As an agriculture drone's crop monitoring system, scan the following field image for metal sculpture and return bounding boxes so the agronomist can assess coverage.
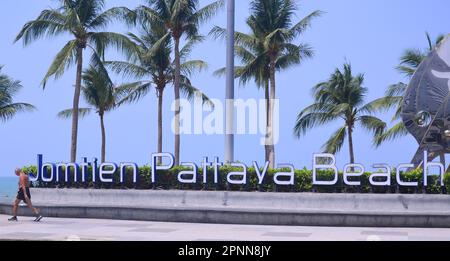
[402,34,450,168]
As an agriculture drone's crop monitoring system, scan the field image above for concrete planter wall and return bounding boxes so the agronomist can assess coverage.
[1,189,450,227]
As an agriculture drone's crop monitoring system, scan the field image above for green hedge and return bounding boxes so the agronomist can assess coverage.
[22,165,450,194]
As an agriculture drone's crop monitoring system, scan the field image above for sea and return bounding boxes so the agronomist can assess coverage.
[0,177,18,202]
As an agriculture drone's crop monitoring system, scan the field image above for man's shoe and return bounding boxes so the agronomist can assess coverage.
[34,215,43,222]
[8,216,18,222]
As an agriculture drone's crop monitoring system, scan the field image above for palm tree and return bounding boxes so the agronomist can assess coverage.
[15,0,134,162]
[294,63,386,164]
[128,0,224,166]
[58,63,130,163]
[212,0,321,168]
[374,33,445,146]
[0,66,35,122]
[107,23,211,162]
[210,3,316,165]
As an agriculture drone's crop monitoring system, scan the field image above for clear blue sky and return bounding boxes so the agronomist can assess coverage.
[0,0,449,177]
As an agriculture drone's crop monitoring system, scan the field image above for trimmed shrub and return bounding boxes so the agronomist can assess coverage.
[22,165,450,194]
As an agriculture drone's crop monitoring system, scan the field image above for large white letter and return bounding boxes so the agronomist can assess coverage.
[343,164,365,186]
[178,163,198,184]
[227,163,247,185]
[253,161,269,185]
[41,163,56,183]
[202,157,212,183]
[99,163,117,183]
[369,164,391,186]
[313,154,338,186]
[120,163,139,183]
[151,153,175,183]
[211,157,223,184]
[423,151,445,187]
[396,164,418,187]
[274,164,295,185]
[56,163,80,183]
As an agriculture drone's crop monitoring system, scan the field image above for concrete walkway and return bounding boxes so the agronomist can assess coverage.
[1,215,450,241]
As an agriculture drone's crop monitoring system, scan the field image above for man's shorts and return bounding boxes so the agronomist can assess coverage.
[17,187,31,202]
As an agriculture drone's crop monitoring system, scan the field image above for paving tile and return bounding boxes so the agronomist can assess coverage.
[360,231,408,236]
[262,232,312,238]
[127,228,178,233]
[0,232,53,239]
[194,238,234,241]
[408,236,450,241]
[105,223,152,228]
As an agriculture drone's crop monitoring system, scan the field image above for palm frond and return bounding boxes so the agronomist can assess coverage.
[0,103,35,122]
[192,0,224,25]
[374,122,409,147]
[141,31,171,61]
[359,96,402,114]
[57,108,92,119]
[235,45,257,64]
[81,62,116,111]
[105,61,149,79]
[385,82,408,97]
[276,43,314,70]
[396,49,425,77]
[289,10,324,39]
[88,31,138,61]
[213,67,226,78]
[179,78,214,108]
[322,126,347,154]
[237,51,269,87]
[212,66,247,80]
[15,9,68,46]
[180,35,205,60]
[134,5,164,25]
[426,32,433,51]
[88,7,134,29]
[180,60,208,76]
[41,39,78,88]
[209,26,258,50]
[116,82,152,106]
[294,111,338,137]
[358,115,387,138]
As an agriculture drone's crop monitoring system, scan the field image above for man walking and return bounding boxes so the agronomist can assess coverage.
[8,168,43,222]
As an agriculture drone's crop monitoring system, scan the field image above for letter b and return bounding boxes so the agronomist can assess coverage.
[313,154,338,186]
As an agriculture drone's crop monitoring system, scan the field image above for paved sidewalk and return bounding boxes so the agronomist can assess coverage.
[1,214,450,241]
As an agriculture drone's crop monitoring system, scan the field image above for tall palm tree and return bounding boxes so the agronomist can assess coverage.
[211,0,321,168]
[294,63,386,164]
[374,33,445,146]
[58,63,130,163]
[129,0,224,166]
[0,66,35,122]
[107,23,211,162]
[15,0,134,162]
[210,4,316,165]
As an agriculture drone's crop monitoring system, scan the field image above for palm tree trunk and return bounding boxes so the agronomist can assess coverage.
[100,113,106,163]
[268,59,276,169]
[157,87,164,164]
[264,80,270,163]
[71,47,83,162]
[174,37,181,166]
[347,125,355,164]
